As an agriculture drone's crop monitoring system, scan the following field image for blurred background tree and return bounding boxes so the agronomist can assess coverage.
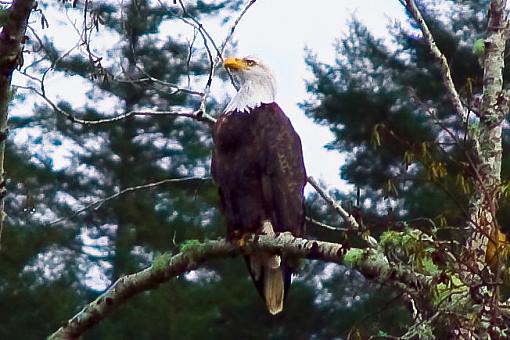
[303,0,505,238]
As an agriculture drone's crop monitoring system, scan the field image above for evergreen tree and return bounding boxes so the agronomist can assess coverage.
[302,0,502,231]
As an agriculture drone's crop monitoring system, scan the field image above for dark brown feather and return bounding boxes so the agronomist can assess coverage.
[211,102,306,308]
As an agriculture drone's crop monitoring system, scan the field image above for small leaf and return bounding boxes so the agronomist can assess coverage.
[383,179,398,197]
[421,142,431,160]
[472,38,485,56]
[403,150,414,169]
[371,124,383,149]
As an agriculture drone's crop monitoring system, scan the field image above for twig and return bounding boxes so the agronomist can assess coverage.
[307,177,359,229]
[214,0,257,90]
[178,1,215,113]
[401,0,467,121]
[48,233,428,339]
[48,176,211,225]
[305,216,348,232]
[307,176,377,247]
[12,85,217,125]
[113,74,204,97]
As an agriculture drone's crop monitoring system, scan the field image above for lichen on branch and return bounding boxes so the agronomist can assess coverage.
[48,233,430,339]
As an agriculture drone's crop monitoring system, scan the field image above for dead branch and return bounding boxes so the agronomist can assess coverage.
[305,216,348,232]
[12,84,217,125]
[48,176,211,226]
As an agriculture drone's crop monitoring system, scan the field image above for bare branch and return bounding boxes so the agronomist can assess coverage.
[215,0,257,90]
[178,0,215,113]
[19,1,257,127]
[305,216,349,232]
[48,176,211,226]
[113,74,204,97]
[307,176,377,247]
[48,232,429,339]
[12,85,217,125]
[402,0,467,121]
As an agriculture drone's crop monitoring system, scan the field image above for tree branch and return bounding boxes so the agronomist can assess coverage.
[402,0,467,121]
[48,232,429,339]
[12,85,217,125]
[307,176,377,247]
[48,176,211,226]
[0,0,36,248]
[14,1,257,128]
[215,0,257,90]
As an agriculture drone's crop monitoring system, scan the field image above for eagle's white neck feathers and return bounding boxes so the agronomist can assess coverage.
[225,79,276,113]
[224,57,277,113]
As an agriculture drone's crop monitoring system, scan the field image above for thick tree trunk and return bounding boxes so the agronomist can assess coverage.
[466,0,508,271]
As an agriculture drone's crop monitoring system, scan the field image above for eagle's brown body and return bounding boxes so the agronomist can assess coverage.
[212,102,306,313]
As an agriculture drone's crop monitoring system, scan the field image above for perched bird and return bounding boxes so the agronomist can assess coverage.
[211,56,307,314]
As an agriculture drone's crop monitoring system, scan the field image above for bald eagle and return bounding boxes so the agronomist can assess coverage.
[211,56,306,314]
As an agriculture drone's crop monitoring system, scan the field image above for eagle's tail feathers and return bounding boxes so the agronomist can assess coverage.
[264,265,284,315]
[267,254,281,269]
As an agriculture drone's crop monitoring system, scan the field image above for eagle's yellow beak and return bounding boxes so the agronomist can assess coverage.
[223,57,248,71]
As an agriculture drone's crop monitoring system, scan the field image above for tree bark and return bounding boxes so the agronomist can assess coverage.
[466,0,508,269]
[0,0,35,247]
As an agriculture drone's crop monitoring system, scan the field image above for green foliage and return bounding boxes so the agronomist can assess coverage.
[380,229,441,275]
[179,239,202,253]
[152,252,172,271]
[343,248,365,267]
[302,0,489,228]
[431,275,468,311]
[472,38,485,56]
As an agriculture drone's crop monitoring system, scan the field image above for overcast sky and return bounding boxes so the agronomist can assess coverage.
[207,0,408,191]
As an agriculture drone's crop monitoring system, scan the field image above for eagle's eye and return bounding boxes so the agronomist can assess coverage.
[245,59,256,66]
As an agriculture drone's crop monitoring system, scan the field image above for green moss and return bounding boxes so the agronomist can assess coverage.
[343,248,365,267]
[152,252,173,271]
[379,230,402,249]
[472,38,485,56]
[179,239,202,253]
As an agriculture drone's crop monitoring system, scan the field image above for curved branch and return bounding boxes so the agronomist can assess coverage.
[48,233,428,339]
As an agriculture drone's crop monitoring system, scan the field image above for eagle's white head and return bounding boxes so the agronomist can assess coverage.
[223,56,277,113]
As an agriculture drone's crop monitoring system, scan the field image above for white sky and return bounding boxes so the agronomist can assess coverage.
[207,0,408,191]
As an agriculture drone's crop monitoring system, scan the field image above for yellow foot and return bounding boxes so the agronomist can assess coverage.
[239,232,252,247]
